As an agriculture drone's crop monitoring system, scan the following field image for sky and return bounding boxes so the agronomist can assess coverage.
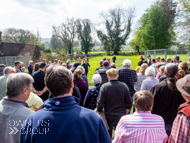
[0,0,157,38]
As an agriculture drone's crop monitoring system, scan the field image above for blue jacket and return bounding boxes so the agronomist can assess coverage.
[20,96,111,143]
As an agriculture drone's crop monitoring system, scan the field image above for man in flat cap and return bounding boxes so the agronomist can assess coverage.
[97,68,132,137]
[0,64,6,77]
[168,74,190,142]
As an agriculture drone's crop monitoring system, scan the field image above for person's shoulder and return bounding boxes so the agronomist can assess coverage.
[79,106,102,120]
[19,106,35,117]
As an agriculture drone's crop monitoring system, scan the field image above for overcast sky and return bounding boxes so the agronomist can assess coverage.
[0,0,157,38]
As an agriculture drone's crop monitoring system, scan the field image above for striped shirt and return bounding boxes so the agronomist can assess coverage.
[113,111,168,143]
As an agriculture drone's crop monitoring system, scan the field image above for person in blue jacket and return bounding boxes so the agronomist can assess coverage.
[20,65,111,143]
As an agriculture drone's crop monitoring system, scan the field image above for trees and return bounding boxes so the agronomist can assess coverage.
[76,19,94,54]
[131,4,170,50]
[50,34,61,51]
[97,6,135,54]
[2,28,39,45]
[177,0,190,44]
[52,18,77,54]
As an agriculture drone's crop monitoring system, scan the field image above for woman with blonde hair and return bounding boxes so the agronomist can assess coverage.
[178,61,190,74]
[73,69,88,106]
[134,63,148,92]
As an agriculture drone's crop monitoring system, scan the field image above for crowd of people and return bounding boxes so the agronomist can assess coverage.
[0,54,190,143]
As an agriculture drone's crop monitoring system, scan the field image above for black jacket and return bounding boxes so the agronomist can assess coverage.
[94,66,110,85]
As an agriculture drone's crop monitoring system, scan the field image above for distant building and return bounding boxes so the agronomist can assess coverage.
[0,32,45,66]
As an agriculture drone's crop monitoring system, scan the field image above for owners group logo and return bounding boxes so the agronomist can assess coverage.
[9,120,50,135]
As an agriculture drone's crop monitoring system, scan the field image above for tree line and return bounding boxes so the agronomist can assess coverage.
[1,0,190,54]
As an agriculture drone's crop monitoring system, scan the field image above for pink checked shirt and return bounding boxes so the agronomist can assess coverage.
[113,111,168,143]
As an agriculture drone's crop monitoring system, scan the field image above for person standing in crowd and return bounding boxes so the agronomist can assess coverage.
[34,63,39,72]
[66,60,71,69]
[43,59,47,66]
[97,68,132,137]
[0,67,15,100]
[156,56,161,63]
[161,58,166,65]
[32,62,49,101]
[150,59,157,75]
[95,60,103,71]
[20,65,111,143]
[141,67,159,91]
[78,57,82,65]
[26,92,43,112]
[107,57,112,67]
[158,66,166,82]
[77,66,89,87]
[113,91,168,143]
[155,63,163,79]
[178,61,190,74]
[82,59,90,76]
[147,55,151,66]
[135,60,143,73]
[70,62,80,73]
[53,59,58,65]
[173,55,181,65]
[140,55,145,61]
[0,73,34,143]
[110,63,116,68]
[168,75,190,143]
[73,69,88,106]
[20,62,24,72]
[14,60,22,73]
[112,55,116,63]
[134,63,148,92]
[83,74,102,110]
[95,60,110,85]
[151,63,185,136]
[175,69,186,80]
[0,64,6,76]
[118,59,137,97]
[166,57,172,63]
[28,60,34,75]
[103,57,106,61]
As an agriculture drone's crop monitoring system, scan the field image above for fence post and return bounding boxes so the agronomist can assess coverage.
[5,57,7,66]
[189,48,190,57]
[165,49,167,60]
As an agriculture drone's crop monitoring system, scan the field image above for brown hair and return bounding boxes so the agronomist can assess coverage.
[34,63,39,71]
[139,63,148,75]
[134,90,154,112]
[161,58,165,62]
[73,69,83,80]
[176,70,186,80]
[103,60,109,67]
[45,65,72,97]
[110,63,116,68]
[178,62,190,74]
[155,63,163,69]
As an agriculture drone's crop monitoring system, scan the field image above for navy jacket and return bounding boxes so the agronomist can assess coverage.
[20,96,111,143]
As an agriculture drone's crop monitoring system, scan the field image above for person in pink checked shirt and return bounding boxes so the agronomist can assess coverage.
[113,90,168,143]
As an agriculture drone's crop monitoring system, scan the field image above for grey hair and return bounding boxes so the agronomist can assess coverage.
[145,67,155,76]
[92,74,102,85]
[29,60,33,64]
[123,59,131,66]
[4,66,15,75]
[77,66,85,75]
[165,63,178,92]
[159,66,165,74]
[6,73,34,98]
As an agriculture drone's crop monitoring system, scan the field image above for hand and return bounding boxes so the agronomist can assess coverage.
[38,91,43,96]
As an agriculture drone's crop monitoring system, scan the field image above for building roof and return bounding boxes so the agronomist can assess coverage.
[0,42,42,57]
